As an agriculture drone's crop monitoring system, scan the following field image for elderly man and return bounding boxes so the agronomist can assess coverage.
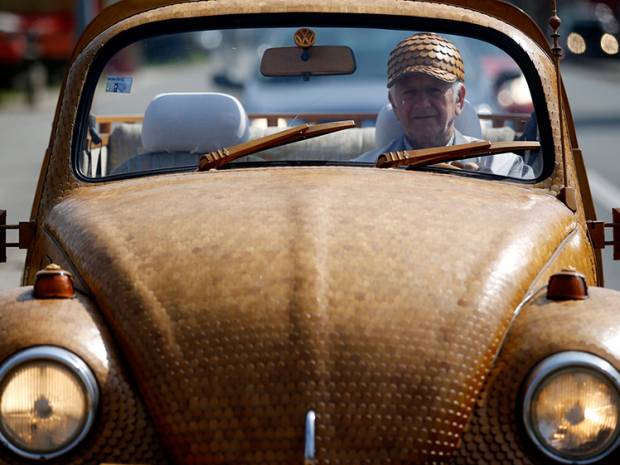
[356,32,532,178]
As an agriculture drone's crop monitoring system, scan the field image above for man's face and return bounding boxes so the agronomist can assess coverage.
[389,74,465,148]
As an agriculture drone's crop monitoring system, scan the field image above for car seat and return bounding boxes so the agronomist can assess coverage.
[141,92,250,154]
[113,92,250,174]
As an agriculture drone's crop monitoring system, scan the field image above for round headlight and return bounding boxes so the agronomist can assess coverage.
[601,33,619,55]
[0,347,99,460]
[567,32,587,55]
[523,352,620,464]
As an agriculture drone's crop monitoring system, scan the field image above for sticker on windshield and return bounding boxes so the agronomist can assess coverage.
[106,76,133,93]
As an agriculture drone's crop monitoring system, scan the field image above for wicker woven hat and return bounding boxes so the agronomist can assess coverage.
[387,32,465,87]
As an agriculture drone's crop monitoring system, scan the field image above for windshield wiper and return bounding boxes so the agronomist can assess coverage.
[198,120,355,171]
[375,140,541,169]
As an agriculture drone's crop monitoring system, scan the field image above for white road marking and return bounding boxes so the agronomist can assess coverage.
[587,169,620,213]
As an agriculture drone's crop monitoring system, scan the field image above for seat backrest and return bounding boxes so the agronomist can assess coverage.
[374,99,482,148]
[108,123,143,169]
[141,92,250,153]
[249,125,376,161]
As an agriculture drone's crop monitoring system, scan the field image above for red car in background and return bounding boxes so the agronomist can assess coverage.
[0,0,105,103]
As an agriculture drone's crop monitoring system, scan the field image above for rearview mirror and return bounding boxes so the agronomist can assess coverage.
[260,45,356,78]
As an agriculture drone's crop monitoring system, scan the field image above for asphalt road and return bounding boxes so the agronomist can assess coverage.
[0,61,619,290]
[563,61,620,289]
[0,91,57,291]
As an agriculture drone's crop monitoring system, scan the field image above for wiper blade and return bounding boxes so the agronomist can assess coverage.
[198,120,355,171]
[375,140,541,169]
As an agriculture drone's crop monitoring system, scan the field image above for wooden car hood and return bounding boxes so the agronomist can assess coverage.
[45,167,574,463]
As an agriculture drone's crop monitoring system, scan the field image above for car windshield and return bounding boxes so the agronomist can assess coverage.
[80,26,542,180]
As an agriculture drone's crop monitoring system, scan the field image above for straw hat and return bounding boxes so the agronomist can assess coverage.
[387,32,465,87]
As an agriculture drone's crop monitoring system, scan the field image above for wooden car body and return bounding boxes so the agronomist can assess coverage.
[0,1,619,464]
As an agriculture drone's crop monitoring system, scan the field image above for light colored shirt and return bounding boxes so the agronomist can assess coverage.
[353,130,533,179]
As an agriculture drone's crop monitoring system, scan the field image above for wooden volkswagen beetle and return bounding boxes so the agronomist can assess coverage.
[1,0,620,464]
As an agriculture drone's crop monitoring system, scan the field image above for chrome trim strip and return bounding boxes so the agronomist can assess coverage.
[304,410,316,464]
[490,285,547,368]
[524,226,580,296]
[522,351,620,464]
[0,346,100,460]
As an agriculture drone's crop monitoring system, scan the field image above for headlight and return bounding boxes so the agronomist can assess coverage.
[0,347,99,460]
[567,32,587,55]
[523,351,620,464]
[601,33,619,55]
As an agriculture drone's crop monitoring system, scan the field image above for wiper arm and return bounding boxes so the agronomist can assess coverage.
[375,140,541,169]
[198,120,355,171]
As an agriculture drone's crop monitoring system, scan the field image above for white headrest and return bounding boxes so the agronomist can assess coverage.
[141,92,250,153]
[375,99,482,148]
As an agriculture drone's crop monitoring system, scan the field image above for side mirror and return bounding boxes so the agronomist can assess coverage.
[614,208,620,261]
[587,208,620,260]
[0,210,35,263]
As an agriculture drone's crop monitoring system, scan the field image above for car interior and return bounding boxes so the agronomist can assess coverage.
[79,26,541,180]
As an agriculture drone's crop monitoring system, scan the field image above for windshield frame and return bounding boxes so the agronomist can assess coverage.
[72,12,553,184]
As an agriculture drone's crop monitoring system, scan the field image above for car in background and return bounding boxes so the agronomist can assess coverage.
[563,1,620,59]
[0,11,46,101]
[0,0,105,103]
[215,28,531,124]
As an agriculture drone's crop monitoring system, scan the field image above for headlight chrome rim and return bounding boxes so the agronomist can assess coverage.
[0,346,99,460]
[523,351,620,464]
